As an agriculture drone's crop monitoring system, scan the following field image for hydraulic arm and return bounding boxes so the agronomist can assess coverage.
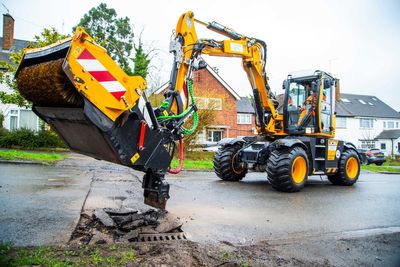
[162,11,282,136]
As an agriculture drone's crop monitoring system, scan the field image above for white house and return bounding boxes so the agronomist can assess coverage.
[374,130,400,157]
[0,13,41,132]
[335,93,400,154]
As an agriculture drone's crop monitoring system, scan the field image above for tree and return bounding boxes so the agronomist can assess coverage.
[182,108,217,152]
[0,28,67,107]
[73,3,134,74]
[132,40,151,78]
[75,3,157,81]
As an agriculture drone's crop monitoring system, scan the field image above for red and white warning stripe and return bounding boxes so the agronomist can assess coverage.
[76,49,126,101]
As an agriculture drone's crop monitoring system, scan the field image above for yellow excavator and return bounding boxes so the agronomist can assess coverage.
[15,11,361,209]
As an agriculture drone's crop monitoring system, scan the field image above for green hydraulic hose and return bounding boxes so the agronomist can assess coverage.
[182,79,198,135]
[156,79,199,135]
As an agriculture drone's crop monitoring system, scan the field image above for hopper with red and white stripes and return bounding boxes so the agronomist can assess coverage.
[76,49,126,101]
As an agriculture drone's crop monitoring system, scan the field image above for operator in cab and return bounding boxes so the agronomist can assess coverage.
[297,82,316,126]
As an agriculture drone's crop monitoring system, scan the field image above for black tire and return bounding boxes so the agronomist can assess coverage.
[375,162,383,166]
[267,146,308,192]
[328,149,360,186]
[213,144,247,181]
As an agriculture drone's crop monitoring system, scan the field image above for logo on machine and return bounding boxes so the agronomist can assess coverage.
[76,49,126,101]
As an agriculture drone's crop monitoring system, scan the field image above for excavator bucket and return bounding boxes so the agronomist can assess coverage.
[15,28,174,174]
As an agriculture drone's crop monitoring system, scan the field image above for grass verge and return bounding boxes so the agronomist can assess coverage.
[171,159,213,170]
[361,164,400,173]
[173,161,400,173]
[0,149,67,164]
[0,243,137,267]
[170,150,214,170]
[384,158,400,166]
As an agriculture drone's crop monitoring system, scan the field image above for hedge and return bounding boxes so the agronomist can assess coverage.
[0,128,66,149]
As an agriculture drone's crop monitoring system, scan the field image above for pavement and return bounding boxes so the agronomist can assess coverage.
[1,153,399,265]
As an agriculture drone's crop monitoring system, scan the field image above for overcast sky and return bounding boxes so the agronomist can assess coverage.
[2,0,400,110]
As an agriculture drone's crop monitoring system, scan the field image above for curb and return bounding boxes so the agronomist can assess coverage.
[181,169,213,173]
[0,159,46,165]
[377,171,400,175]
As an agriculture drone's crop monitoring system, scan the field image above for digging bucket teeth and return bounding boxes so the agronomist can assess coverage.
[15,28,173,173]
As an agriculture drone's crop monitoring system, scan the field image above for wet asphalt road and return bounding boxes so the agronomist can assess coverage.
[1,153,400,248]
[167,171,400,244]
[0,154,94,246]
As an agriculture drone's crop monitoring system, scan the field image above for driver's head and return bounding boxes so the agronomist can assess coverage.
[304,82,311,91]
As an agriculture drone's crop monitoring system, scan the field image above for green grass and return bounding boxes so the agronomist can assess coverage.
[0,149,67,164]
[170,150,214,170]
[171,159,213,170]
[173,160,400,172]
[361,164,400,173]
[384,158,400,166]
[0,243,137,267]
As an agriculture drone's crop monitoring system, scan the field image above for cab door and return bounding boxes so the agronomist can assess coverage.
[319,76,335,136]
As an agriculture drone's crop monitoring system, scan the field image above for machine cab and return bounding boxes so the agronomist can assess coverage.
[282,70,337,137]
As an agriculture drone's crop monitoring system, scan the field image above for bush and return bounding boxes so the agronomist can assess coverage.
[0,128,66,149]
[0,112,4,126]
[36,130,66,148]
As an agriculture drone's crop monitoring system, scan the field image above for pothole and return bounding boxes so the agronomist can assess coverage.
[69,207,185,245]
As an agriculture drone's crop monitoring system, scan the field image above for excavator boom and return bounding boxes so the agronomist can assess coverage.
[165,11,282,136]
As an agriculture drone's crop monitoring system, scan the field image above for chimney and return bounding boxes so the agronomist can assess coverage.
[2,13,14,50]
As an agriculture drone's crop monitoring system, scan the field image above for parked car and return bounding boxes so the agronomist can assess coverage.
[358,148,386,166]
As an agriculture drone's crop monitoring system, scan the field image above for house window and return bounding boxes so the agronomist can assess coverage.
[20,110,39,131]
[336,117,347,128]
[207,130,223,142]
[381,143,386,150]
[195,97,207,109]
[9,110,18,131]
[397,122,399,128]
[383,121,386,128]
[360,140,375,149]
[208,98,222,110]
[387,121,394,129]
[237,113,252,124]
[8,109,39,132]
[359,118,373,129]
[194,97,222,110]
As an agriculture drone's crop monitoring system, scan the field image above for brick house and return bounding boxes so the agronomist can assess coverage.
[155,65,256,145]
[0,14,37,131]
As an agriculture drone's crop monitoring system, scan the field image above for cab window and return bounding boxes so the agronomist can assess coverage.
[320,79,333,133]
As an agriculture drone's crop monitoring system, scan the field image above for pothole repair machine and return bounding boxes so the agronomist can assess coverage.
[16,11,361,209]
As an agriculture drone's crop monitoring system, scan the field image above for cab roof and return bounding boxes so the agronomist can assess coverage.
[287,69,335,81]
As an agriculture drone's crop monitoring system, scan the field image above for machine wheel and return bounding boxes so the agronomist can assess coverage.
[327,149,360,186]
[375,162,383,166]
[214,144,247,181]
[267,146,308,192]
